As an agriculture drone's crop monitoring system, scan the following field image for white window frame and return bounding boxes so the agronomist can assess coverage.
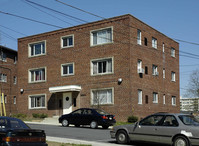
[29,94,46,109]
[172,96,176,106]
[138,89,142,104]
[29,67,46,83]
[171,47,175,57]
[163,94,166,105]
[13,96,16,104]
[152,65,158,76]
[0,51,7,62]
[171,71,176,82]
[152,37,157,49]
[163,68,165,79]
[91,88,114,105]
[61,62,74,76]
[137,60,144,73]
[153,92,158,103]
[91,57,113,76]
[163,43,165,53]
[61,34,74,48]
[28,41,46,57]
[0,73,7,82]
[90,27,113,46]
[137,29,142,45]
[13,76,17,84]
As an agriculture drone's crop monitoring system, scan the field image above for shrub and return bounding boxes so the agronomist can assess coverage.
[128,115,138,123]
[32,113,48,119]
[12,113,27,119]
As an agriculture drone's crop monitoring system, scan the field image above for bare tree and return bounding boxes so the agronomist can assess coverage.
[185,69,199,98]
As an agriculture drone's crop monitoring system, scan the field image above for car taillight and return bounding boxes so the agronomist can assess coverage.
[102,115,108,119]
[2,137,46,143]
[113,116,116,120]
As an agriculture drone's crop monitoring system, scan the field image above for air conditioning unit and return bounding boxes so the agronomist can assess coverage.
[153,72,159,76]
[138,68,145,74]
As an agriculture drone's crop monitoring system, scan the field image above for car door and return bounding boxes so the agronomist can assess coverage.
[130,115,164,143]
[70,109,82,125]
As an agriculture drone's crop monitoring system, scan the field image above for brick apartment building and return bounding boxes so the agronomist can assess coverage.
[17,14,179,121]
[0,45,18,116]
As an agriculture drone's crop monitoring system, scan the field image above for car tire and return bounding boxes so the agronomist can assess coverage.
[62,119,69,127]
[102,125,109,129]
[90,121,98,129]
[116,130,129,144]
[173,136,189,146]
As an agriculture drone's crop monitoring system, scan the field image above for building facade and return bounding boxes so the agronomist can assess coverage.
[0,45,18,116]
[17,14,179,121]
[180,97,199,112]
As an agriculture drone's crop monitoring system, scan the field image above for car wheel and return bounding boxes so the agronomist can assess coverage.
[173,136,189,146]
[62,119,69,127]
[90,121,98,129]
[116,130,129,144]
[102,125,109,129]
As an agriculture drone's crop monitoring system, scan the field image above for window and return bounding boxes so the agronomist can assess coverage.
[163,94,166,105]
[163,68,165,79]
[29,94,46,109]
[152,37,157,49]
[0,51,7,62]
[140,115,164,126]
[138,90,142,104]
[137,60,144,73]
[14,56,17,64]
[29,68,46,83]
[152,65,158,76]
[171,47,175,57]
[61,63,74,76]
[1,95,6,104]
[171,71,176,81]
[29,41,46,57]
[61,35,74,48]
[153,92,158,103]
[172,96,176,106]
[91,88,113,105]
[13,76,17,84]
[163,116,178,126]
[91,58,113,75]
[145,95,149,104]
[144,38,148,46]
[163,43,165,53]
[91,27,112,46]
[0,74,7,82]
[137,29,141,45]
[14,96,16,104]
[145,66,148,74]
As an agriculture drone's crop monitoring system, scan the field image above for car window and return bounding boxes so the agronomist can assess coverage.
[10,119,30,129]
[72,109,82,114]
[83,110,92,115]
[0,119,8,129]
[162,116,179,126]
[179,115,199,126]
[140,115,164,126]
[95,109,109,115]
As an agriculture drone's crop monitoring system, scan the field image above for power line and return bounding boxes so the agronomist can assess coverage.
[0,10,63,29]
[0,24,27,36]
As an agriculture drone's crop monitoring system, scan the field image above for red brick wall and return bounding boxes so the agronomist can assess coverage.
[17,14,179,122]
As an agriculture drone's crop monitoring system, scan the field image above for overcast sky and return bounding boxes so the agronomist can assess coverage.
[0,0,199,97]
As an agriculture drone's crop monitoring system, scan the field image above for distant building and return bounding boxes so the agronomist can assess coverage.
[0,45,17,115]
[180,97,199,112]
[17,14,179,121]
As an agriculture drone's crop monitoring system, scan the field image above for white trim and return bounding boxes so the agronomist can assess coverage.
[61,34,74,49]
[28,40,46,57]
[61,62,75,76]
[90,57,114,76]
[90,26,113,46]
[91,87,114,105]
[28,94,47,109]
[28,67,47,83]
[49,85,81,93]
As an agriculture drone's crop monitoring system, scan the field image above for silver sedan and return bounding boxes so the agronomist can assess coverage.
[110,113,199,146]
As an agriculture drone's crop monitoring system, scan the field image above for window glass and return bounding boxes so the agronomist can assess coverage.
[162,116,178,126]
[140,115,164,126]
[62,63,74,76]
[91,28,112,45]
[30,95,45,108]
[29,42,45,57]
[30,68,45,82]
[179,115,199,126]
[92,89,113,105]
[62,36,73,47]
[152,37,157,49]
[92,58,112,75]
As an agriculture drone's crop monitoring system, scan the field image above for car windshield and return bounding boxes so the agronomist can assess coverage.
[95,109,109,115]
[179,115,199,126]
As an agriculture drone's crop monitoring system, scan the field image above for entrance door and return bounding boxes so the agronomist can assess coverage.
[63,92,72,114]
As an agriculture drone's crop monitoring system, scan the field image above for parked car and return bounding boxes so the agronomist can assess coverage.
[0,116,47,146]
[59,108,116,129]
[110,113,199,146]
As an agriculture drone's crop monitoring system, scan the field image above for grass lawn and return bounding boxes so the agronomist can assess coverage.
[47,141,91,146]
